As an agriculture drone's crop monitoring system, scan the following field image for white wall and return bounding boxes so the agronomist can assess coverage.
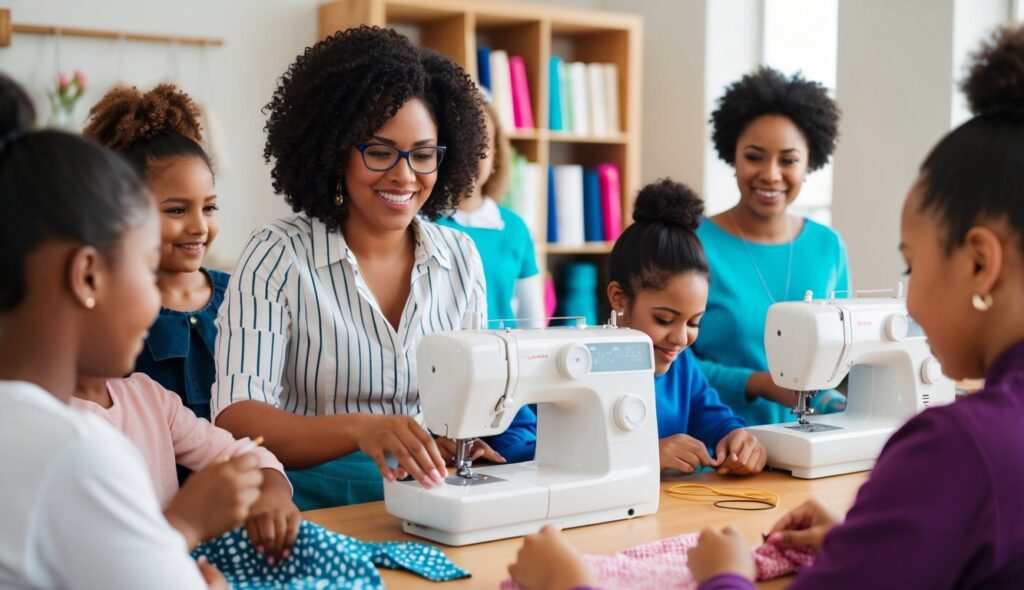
[598,0,707,192]
[0,0,318,266]
[952,0,1013,126]
[701,0,763,215]
[832,0,957,293]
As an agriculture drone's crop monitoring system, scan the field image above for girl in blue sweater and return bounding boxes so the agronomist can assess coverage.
[608,179,764,475]
[491,179,765,475]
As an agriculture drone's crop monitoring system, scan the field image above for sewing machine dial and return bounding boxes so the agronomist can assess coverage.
[557,343,593,379]
[614,394,648,431]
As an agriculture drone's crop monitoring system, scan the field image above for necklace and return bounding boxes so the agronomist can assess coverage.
[729,210,794,304]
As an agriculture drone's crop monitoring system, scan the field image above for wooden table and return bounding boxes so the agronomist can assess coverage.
[305,469,867,589]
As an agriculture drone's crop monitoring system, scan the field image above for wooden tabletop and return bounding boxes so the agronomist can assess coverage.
[304,468,868,589]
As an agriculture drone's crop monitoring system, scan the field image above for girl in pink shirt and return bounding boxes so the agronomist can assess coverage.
[73,373,301,564]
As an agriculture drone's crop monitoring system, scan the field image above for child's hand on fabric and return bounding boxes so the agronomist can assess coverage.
[688,526,755,582]
[246,470,302,564]
[197,557,229,590]
[165,453,264,548]
[359,415,447,488]
[659,434,714,473]
[714,429,767,475]
[436,436,506,465]
[765,498,841,551]
[508,525,596,590]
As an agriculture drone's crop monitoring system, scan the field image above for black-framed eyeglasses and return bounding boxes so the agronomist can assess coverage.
[355,143,446,174]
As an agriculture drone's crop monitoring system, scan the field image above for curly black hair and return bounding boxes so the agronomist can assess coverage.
[263,26,486,231]
[609,178,708,297]
[711,67,840,172]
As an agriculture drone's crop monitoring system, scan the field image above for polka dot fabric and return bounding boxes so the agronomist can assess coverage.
[193,521,470,589]
[500,532,815,590]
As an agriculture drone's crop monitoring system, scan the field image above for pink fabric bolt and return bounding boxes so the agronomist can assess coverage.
[501,531,815,590]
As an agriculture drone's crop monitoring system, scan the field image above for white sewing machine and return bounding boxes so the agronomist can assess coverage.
[746,294,955,478]
[383,327,661,546]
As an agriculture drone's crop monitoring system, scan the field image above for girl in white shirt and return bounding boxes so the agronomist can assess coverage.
[0,74,260,589]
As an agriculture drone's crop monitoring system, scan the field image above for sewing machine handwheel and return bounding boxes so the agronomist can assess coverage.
[614,394,648,431]
[557,343,592,379]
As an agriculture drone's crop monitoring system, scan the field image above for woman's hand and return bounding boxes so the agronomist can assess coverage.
[358,415,447,488]
[164,453,264,549]
[688,526,756,582]
[714,429,767,475]
[747,372,799,407]
[245,470,302,564]
[508,525,596,590]
[659,434,714,473]
[436,436,506,465]
[764,498,841,551]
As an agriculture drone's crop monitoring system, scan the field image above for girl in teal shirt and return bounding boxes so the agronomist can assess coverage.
[693,67,850,426]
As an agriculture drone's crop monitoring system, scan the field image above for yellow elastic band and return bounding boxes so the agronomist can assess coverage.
[666,483,780,509]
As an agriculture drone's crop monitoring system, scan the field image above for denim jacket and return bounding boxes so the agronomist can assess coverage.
[134,268,229,421]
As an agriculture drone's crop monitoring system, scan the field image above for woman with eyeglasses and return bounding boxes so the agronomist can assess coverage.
[210,26,488,509]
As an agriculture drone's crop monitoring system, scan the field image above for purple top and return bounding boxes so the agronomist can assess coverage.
[701,338,1024,590]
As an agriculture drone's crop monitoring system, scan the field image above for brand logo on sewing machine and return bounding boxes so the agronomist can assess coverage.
[526,353,549,360]
[857,320,873,327]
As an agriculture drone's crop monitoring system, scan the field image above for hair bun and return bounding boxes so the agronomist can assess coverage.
[84,84,203,150]
[963,25,1024,119]
[631,178,704,232]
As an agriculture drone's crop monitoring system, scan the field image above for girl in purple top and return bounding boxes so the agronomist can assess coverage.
[508,24,1024,590]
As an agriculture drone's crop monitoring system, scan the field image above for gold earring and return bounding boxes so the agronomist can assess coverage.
[84,296,96,309]
[335,179,344,206]
[972,293,993,312]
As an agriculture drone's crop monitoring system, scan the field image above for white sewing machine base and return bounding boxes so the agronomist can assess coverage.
[384,460,659,545]
[746,417,904,479]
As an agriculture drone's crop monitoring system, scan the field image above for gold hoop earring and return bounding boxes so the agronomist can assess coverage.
[84,296,96,310]
[335,179,345,206]
[972,293,993,312]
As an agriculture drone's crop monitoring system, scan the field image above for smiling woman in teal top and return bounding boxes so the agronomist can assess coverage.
[691,67,850,426]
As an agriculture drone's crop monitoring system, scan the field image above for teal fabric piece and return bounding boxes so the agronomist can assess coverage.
[692,216,851,426]
[286,452,383,511]
[193,521,470,589]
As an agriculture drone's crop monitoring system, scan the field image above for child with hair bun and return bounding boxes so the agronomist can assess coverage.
[492,178,766,474]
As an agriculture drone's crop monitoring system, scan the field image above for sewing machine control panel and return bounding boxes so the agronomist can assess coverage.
[585,341,652,373]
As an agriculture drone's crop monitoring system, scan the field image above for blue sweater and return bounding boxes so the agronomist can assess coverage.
[692,217,850,426]
[486,348,746,462]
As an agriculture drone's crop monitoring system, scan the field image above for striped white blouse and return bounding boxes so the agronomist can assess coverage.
[211,213,487,420]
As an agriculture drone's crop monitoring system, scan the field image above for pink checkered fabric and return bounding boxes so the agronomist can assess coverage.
[501,532,815,590]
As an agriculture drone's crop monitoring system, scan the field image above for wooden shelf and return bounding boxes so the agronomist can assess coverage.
[548,131,628,144]
[505,129,540,141]
[542,242,614,255]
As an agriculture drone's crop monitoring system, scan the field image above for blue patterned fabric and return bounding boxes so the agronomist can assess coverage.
[193,521,470,589]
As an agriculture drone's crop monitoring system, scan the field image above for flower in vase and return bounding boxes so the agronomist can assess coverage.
[48,70,89,130]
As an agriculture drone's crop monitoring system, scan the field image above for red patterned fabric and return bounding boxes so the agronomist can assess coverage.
[501,532,815,590]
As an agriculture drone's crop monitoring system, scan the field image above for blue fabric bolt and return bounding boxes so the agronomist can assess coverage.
[192,521,470,589]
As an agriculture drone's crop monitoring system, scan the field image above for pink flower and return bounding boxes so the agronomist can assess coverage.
[73,70,87,90]
[57,72,69,88]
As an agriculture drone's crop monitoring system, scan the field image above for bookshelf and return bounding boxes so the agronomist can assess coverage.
[319,0,642,321]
